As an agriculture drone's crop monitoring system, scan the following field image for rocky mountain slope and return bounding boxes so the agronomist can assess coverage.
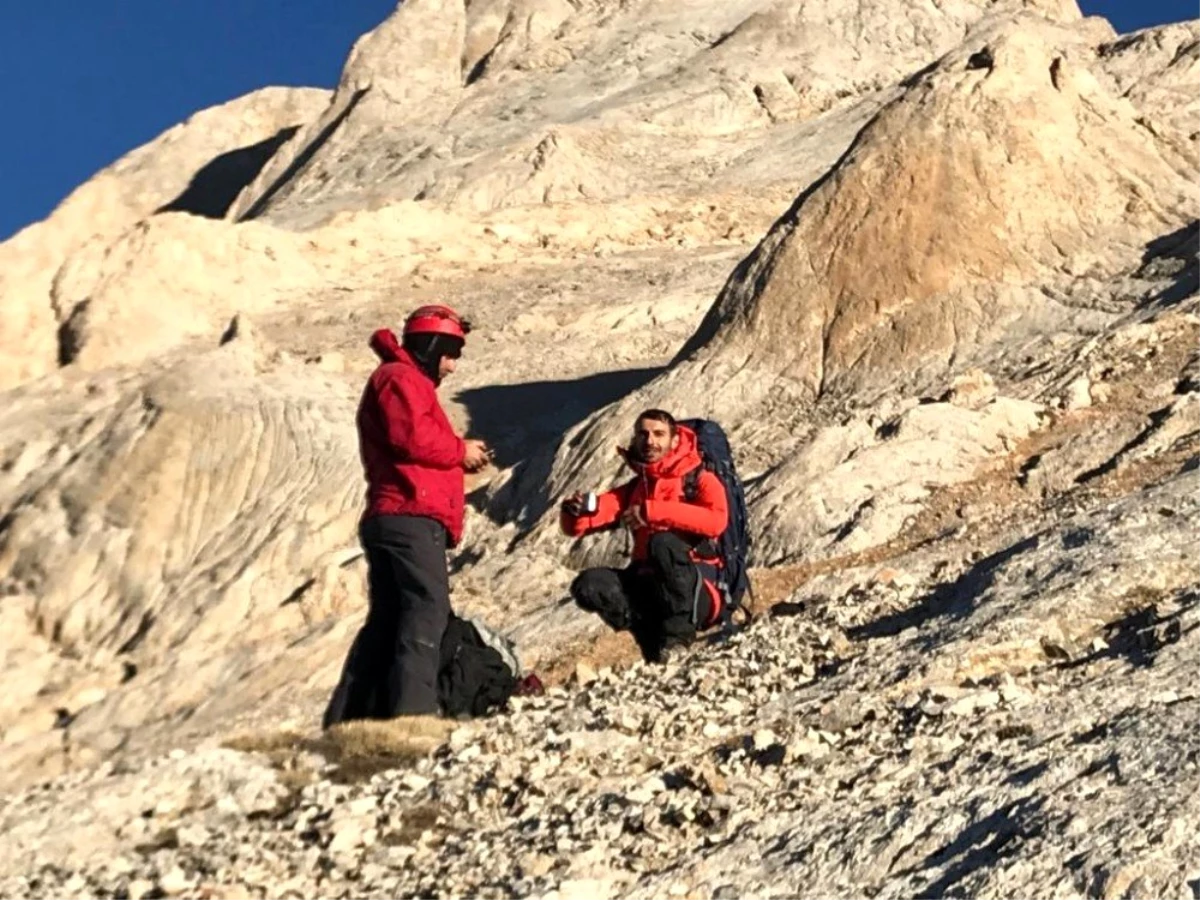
[0,0,1196,896]
[2,463,1197,897]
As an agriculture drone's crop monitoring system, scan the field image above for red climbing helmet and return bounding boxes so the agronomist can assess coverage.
[402,304,472,341]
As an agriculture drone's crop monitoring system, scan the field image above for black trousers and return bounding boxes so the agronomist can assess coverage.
[570,532,714,662]
[323,515,451,726]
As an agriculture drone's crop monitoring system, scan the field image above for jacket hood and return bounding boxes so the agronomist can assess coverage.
[370,328,437,382]
[619,424,701,479]
[370,328,404,363]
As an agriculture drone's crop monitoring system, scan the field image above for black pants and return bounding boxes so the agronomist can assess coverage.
[323,515,450,726]
[570,532,714,662]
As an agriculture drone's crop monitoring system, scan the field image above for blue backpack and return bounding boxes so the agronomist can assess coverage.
[678,418,752,622]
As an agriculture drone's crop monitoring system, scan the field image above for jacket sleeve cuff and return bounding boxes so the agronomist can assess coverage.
[561,512,589,536]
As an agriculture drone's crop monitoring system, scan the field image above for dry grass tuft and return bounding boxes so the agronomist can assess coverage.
[223,716,458,785]
[315,717,456,783]
[223,729,308,756]
[539,629,644,686]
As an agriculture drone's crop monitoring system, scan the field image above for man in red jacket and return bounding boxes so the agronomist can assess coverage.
[324,304,491,726]
[561,409,729,663]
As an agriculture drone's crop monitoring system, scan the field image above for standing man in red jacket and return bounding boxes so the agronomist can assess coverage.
[324,304,491,726]
[561,409,728,663]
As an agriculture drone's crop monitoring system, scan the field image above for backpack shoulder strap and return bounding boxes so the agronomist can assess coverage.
[683,465,702,503]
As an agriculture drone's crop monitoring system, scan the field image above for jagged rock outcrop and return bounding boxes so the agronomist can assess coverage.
[6,1,1124,386]
[229,0,468,226]
[1095,20,1200,175]
[676,15,1191,399]
[232,0,1085,227]
[0,87,328,391]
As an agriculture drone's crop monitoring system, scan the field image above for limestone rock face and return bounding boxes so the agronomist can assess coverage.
[681,15,1192,400]
[50,214,329,373]
[0,339,363,784]
[229,0,468,225]
[1095,20,1200,175]
[231,0,1082,227]
[0,87,329,391]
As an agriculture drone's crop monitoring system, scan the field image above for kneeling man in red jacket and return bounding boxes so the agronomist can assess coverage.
[561,409,729,663]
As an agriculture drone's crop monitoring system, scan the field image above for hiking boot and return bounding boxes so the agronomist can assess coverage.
[514,673,545,697]
[651,642,687,666]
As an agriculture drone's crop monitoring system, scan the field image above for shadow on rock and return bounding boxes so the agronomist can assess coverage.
[457,367,664,529]
[848,535,1041,643]
[1059,588,1197,672]
[910,795,1049,896]
[157,126,301,219]
[1138,220,1198,311]
[237,87,370,221]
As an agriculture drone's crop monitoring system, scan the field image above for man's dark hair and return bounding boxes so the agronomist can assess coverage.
[635,408,677,435]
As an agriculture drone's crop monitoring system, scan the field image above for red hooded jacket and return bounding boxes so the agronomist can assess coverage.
[357,329,466,544]
[560,425,728,562]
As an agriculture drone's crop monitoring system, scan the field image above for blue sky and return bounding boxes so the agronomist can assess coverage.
[1,0,1194,241]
